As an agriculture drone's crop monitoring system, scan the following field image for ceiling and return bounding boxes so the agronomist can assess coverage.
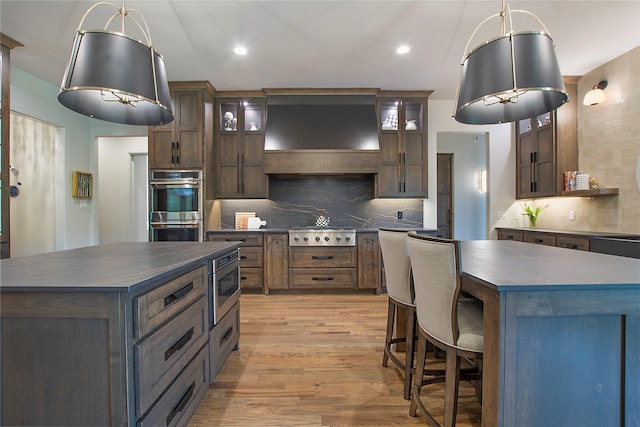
[2,1,639,100]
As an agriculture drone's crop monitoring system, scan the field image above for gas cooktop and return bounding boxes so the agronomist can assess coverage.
[288,228,356,247]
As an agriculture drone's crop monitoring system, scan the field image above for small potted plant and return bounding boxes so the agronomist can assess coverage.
[521,201,548,228]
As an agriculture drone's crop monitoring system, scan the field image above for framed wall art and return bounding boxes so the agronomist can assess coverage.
[72,170,92,199]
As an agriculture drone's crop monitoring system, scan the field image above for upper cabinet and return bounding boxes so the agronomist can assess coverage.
[375,91,431,198]
[516,77,578,199]
[215,93,268,199]
[148,81,214,171]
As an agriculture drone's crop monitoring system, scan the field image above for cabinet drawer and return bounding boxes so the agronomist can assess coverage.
[239,267,263,291]
[209,301,240,383]
[289,268,357,289]
[497,230,524,241]
[135,265,207,339]
[208,232,263,247]
[524,233,557,246]
[239,246,263,267]
[557,236,590,251]
[289,247,356,268]
[135,297,208,416]
[138,345,209,427]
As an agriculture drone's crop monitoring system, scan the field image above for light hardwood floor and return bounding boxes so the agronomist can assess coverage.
[189,294,481,426]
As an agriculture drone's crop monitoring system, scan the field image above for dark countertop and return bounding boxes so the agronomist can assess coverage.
[0,241,239,292]
[461,240,640,291]
[495,227,639,238]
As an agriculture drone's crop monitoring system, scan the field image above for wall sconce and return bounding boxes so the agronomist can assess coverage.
[453,0,567,124]
[583,80,608,106]
[58,0,173,125]
[478,169,487,193]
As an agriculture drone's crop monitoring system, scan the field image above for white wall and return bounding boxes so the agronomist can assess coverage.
[10,66,147,251]
[438,132,487,240]
[97,137,148,244]
[427,100,514,239]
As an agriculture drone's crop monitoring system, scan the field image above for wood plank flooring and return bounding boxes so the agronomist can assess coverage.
[189,294,481,426]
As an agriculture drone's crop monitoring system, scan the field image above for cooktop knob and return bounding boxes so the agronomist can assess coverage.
[336,236,342,241]
[294,236,300,241]
[315,236,321,242]
[303,237,309,241]
[345,236,351,241]
[324,236,330,241]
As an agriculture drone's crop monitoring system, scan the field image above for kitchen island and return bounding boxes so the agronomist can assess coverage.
[459,240,640,427]
[1,241,239,427]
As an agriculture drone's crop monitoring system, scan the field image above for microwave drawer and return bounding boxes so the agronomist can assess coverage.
[209,301,240,383]
[135,296,208,416]
[289,268,357,289]
[134,265,207,339]
[138,345,209,427]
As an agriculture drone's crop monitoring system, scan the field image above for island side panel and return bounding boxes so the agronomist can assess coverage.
[1,291,127,426]
[502,289,640,427]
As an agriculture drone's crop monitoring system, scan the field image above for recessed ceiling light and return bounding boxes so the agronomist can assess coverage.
[396,45,410,54]
[234,46,247,55]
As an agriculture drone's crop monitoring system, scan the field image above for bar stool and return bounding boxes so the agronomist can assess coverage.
[406,233,483,427]
[379,228,416,400]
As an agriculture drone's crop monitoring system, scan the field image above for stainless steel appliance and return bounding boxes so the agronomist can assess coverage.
[149,170,202,241]
[210,249,241,325]
[289,228,356,247]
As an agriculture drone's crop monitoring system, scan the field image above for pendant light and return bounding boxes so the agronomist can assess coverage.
[453,0,568,125]
[58,0,173,126]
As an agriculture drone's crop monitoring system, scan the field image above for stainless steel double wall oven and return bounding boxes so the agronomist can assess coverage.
[149,170,203,241]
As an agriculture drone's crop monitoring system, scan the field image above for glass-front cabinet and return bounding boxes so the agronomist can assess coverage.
[376,92,430,198]
[216,93,267,198]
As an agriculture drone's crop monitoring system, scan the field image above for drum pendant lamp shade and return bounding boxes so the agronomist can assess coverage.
[58,2,173,126]
[453,2,568,125]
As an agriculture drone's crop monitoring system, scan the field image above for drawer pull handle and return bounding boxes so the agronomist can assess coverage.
[164,283,194,307]
[312,276,334,281]
[240,276,248,280]
[534,239,544,243]
[240,255,247,260]
[311,255,334,260]
[165,327,194,361]
[225,238,246,242]
[567,244,578,249]
[219,326,234,346]
[166,381,195,425]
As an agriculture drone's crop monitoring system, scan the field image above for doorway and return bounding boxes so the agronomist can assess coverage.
[437,132,487,240]
[437,153,452,238]
[97,136,148,243]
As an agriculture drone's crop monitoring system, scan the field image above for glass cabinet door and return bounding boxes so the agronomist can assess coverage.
[380,101,399,130]
[220,102,238,131]
[243,101,263,133]
[404,101,423,131]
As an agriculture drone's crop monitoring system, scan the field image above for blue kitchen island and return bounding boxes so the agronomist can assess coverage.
[458,240,640,427]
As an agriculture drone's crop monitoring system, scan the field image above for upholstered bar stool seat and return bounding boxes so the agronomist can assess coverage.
[379,228,416,400]
[406,233,483,427]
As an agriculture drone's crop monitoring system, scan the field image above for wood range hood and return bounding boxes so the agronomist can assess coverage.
[262,90,380,175]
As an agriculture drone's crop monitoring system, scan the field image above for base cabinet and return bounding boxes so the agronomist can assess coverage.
[207,232,264,292]
[209,301,240,383]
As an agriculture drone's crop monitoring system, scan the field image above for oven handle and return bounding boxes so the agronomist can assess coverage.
[151,222,200,228]
[149,182,200,189]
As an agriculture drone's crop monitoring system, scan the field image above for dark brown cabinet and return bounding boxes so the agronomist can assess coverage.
[497,228,590,251]
[376,92,431,198]
[515,77,578,199]
[357,232,380,291]
[148,81,214,172]
[216,93,268,199]
[265,233,289,293]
